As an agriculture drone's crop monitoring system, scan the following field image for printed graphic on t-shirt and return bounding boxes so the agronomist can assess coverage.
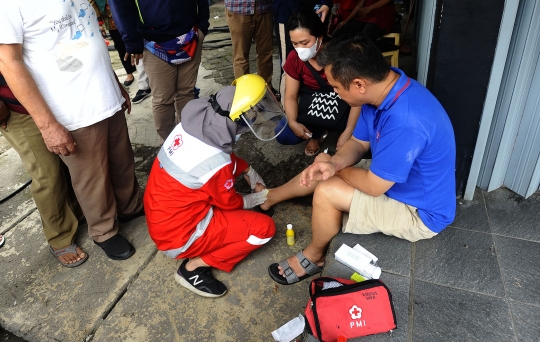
[51,1,98,72]
[307,92,342,120]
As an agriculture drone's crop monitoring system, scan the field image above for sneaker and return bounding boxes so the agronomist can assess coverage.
[174,259,227,298]
[132,88,151,104]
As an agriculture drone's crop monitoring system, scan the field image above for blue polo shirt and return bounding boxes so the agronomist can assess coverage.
[353,67,456,233]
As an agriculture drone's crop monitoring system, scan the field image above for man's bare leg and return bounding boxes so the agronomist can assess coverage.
[277,176,355,278]
[259,173,318,211]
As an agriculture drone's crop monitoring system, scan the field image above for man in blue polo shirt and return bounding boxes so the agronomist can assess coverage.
[265,34,456,285]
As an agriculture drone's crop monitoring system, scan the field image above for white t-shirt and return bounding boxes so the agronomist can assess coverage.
[0,0,124,131]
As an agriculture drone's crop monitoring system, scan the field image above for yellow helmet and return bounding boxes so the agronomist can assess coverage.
[229,74,267,122]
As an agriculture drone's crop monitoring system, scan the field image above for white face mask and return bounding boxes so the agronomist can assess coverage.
[295,38,319,62]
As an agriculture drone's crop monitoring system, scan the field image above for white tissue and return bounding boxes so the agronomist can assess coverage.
[271,315,305,342]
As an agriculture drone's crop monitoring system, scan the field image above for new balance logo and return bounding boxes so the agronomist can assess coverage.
[189,275,203,286]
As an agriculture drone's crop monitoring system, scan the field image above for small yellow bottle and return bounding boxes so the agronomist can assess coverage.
[286,224,295,246]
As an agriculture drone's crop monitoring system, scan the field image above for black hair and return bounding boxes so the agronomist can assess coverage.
[317,34,390,89]
[286,10,326,39]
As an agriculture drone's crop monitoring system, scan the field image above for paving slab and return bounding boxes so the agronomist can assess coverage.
[414,227,505,296]
[509,300,540,342]
[0,134,12,155]
[0,195,34,235]
[0,148,30,201]
[450,187,490,233]
[412,280,515,341]
[326,231,412,278]
[92,202,313,342]
[484,187,540,242]
[0,210,156,342]
[492,235,540,306]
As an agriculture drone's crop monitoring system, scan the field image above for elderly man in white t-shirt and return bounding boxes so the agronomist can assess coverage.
[0,0,144,260]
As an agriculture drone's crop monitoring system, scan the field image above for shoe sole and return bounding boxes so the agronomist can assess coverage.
[132,94,151,104]
[174,272,227,298]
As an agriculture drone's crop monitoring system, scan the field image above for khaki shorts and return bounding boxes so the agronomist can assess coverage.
[341,160,437,242]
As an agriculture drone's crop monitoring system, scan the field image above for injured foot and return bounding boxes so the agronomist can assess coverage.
[52,245,86,265]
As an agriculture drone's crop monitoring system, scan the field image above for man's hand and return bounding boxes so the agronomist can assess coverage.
[314,152,332,163]
[124,52,143,66]
[299,160,337,187]
[119,84,132,114]
[0,100,11,129]
[41,121,77,156]
[316,5,330,22]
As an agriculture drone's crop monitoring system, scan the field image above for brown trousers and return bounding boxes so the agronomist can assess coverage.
[60,111,142,243]
[1,111,81,248]
[143,32,204,142]
[226,7,274,84]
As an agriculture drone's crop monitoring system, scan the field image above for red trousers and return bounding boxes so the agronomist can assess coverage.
[178,209,275,272]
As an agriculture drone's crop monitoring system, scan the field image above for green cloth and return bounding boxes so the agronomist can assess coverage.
[95,0,107,12]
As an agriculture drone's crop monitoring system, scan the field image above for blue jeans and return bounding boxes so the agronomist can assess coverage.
[274,118,324,145]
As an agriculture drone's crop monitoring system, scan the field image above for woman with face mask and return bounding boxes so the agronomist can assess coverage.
[274,10,361,156]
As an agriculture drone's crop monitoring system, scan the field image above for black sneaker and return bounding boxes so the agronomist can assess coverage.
[175,259,227,298]
[132,88,151,104]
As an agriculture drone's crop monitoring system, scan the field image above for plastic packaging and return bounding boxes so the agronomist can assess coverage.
[271,314,305,342]
[286,224,295,246]
[335,244,381,279]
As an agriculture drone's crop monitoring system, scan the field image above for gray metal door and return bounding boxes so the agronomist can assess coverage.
[476,0,540,198]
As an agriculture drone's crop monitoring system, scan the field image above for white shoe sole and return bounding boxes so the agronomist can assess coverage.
[174,272,227,298]
[132,94,151,104]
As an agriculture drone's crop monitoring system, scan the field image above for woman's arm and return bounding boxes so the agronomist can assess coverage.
[283,74,311,138]
[341,0,365,25]
[336,105,361,150]
[284,73,301,123]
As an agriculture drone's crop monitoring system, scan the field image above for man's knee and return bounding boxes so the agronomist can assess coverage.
[314,177,355,211]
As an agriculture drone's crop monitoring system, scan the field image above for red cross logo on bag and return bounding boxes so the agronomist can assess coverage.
[349,305,362,320]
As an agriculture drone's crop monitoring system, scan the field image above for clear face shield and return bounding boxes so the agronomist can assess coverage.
[239,85,287,141]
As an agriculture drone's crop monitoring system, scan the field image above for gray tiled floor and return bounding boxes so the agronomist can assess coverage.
[309,187,540,342]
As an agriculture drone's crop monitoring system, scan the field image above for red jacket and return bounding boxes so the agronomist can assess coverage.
[144,123,248,258]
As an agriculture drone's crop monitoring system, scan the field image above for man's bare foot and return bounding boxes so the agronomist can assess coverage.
[254,183,267,193]
[52,245,86,265]
[277,249,325,278]
[259,189,273,211]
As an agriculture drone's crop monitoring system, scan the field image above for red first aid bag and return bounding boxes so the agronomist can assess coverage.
[305,277,397,341]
